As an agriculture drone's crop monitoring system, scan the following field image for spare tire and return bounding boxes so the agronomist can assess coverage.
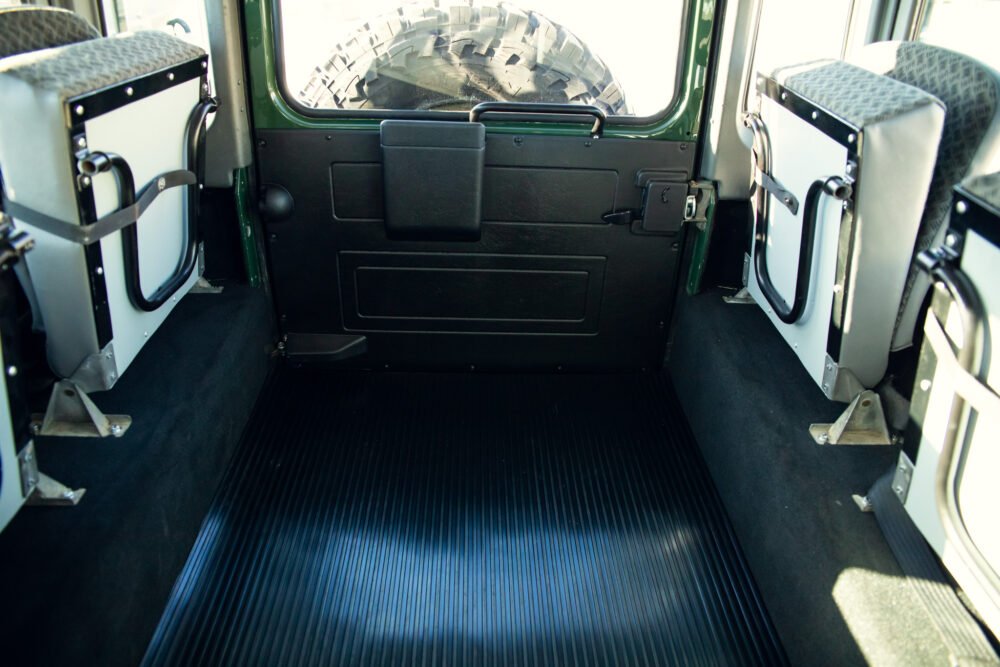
[298,1,628,115]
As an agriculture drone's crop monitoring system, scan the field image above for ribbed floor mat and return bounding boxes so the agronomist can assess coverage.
[143,370,786,666]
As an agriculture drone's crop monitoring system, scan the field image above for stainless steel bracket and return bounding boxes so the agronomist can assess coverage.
[31,379,131,438]
[891,452,914,504]
[26,472,86,506]
[810,389,893,445]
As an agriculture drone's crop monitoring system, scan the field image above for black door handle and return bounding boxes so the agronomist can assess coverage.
[469,102,606,137]
[753,176,850,324]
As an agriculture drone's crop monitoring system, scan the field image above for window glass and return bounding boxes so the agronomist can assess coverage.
[918,0,1000,72]
[750,0,855,82]
[99,0,216,118]
[278,0,686,117]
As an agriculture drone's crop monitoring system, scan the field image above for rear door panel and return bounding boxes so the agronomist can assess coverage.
[259,129,693,369]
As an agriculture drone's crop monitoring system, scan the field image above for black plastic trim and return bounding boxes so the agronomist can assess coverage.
[951,188,1000,249]
[758,77,861,157]
[66,57,207,123]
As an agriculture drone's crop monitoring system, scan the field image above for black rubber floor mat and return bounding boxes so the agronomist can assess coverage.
[143,370,786,666]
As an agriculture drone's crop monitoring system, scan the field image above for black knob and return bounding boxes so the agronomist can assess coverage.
[259,185,294,222]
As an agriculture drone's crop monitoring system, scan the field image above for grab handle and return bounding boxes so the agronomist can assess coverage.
[753,176,849,323]
[84,97,217,312]
[469,102,606,137]
[745,112,850,324]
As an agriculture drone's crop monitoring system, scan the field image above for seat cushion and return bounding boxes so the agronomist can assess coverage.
[0,7,99,60]
[854,41,1000,348]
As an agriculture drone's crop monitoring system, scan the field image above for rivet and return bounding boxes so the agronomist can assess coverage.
[74,104,85,116]
[955,201,968,215]
[202,61,208,70]
[780,92,788,101]
[919,379,932,391]
[96,267,104,276]
[945,233,959,247]
[125,86,134,96]
[6,365,17,377]
[847,133,856,143]
[811,111,819,120]
[168,72,175,81]
[76,136,87,149]
[80,175,91,187]
[157,177,166,191]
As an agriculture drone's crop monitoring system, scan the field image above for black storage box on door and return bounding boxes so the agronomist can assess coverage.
[745,61,945,402]
[380,120,485,241]
[0,31,213,393]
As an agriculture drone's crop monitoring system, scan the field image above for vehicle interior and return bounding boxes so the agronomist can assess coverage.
[0,0,998,665]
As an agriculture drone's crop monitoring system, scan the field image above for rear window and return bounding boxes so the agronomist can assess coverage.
[277,0,686,118]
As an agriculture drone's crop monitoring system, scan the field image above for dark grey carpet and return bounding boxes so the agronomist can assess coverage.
[669,287,950,666]
[0,284,274,667]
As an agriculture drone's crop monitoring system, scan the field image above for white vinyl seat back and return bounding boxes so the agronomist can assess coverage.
[0,32,210,392]
[852,41,1000,352]
[747,60,945,401]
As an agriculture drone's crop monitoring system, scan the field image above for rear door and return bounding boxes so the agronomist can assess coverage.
[245,0,715,370]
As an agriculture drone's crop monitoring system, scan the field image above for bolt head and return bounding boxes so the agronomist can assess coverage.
[110,424,123,436]
[919,379,932,391]
[76,137,87,149]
